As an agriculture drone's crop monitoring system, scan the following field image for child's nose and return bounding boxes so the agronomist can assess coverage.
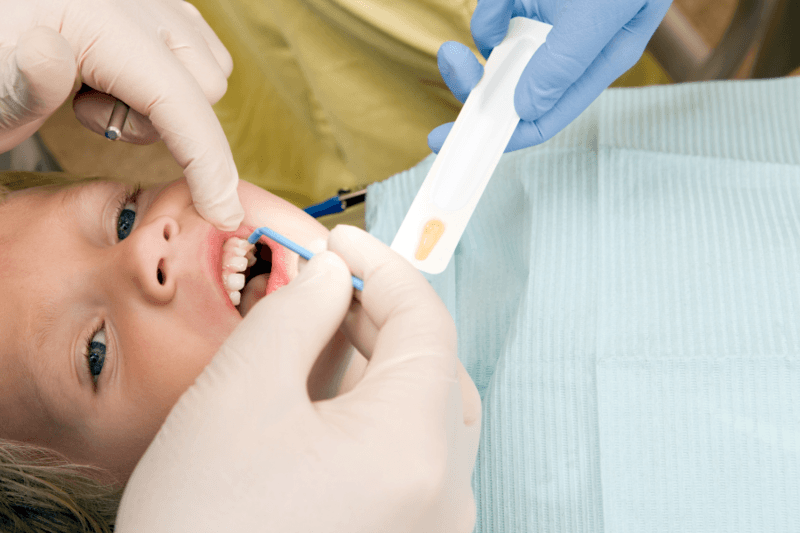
[125,216,180,304]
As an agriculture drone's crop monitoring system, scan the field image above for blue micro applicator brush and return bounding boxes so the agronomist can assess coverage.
[248,227,364,291]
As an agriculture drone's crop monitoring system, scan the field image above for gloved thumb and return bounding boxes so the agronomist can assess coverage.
[429,41,483,154]
[215,249,354,402]
[427,121,453,154]
[438,41,484,104]
[0,27,77,152]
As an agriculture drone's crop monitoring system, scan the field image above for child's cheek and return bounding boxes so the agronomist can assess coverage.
[181,271,241,342]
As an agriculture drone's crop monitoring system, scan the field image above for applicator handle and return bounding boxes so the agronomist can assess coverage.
[249,227,364,291]
[391,18,552,274]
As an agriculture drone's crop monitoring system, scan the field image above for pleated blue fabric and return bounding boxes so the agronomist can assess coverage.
[366,77,800,533]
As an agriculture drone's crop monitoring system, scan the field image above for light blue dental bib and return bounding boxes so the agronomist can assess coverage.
[366,78,800,533]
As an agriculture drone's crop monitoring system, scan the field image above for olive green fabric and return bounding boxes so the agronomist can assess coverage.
[189,0,475,207]
[190,0,669,207]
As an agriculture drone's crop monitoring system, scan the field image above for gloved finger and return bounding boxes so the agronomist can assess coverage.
[504,119,546,151]
[427,40,483,154]
[326,225,457,430]
[342,298,379,360]
[152,83,242,231]
[512,1,645,122]
[427,121,453,154]
[72,89,160,145]
[218,250,353,403]
[74,10,243,230]
[440,359,481,530]
[456,360,481,427]
[470,0,515,59]
[180,1,234,79]
[0,27,76,152]
[438,41,484,104]
[157,17,228,105]
[504,16,661,151]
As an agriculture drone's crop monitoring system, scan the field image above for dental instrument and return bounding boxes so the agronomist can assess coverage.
[105,99,130,140]
[304,188,367,218]
[248,226,364,291]
[391,17,552,274]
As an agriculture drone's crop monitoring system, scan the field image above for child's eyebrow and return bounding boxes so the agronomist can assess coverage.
[31,290,61,359]
[61,181,99,213]
[61,181,116,238]
[27,290,79,410]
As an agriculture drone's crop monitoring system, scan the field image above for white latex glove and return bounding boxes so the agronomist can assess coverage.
[116,225,482,533]
[0,0,243,230]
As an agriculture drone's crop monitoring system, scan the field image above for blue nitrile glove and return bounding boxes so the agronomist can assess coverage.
[428,0,672,153]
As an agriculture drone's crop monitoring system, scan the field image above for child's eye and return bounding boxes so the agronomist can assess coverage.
[86,327,107,385]
[116,186,141,241]
[117,203,136,240]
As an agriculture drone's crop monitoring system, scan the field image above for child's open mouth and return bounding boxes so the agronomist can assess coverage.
[221,236,273,317]
[238,241,272,316]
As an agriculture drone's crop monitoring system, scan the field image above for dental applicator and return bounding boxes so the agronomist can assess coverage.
[391,17,552,274]
[248,227,364,291]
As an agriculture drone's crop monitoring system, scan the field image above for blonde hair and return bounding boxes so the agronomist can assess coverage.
[0,171,103,200]
[0,439,122,532]
[1,171,124,532]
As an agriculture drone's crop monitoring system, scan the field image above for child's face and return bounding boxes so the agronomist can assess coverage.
[0,178,327,482]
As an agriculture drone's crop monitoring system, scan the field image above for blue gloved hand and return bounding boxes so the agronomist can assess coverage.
[428,0,672,153]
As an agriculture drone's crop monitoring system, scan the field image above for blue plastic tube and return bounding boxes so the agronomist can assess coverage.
[248,227,364,291]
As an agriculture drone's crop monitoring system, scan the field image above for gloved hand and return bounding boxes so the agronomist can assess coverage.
[116,225,482,533]
[0,0,243,230]
[429,0,672,153]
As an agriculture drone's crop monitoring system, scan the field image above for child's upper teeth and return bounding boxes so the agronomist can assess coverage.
[229,291,241,307]
[224,236,251,254]
[225,255,248,272]
[221,236,255,308]
[223,272,245,291]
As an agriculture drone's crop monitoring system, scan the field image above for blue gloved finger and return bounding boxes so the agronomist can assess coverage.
[437,41,484,104]
[503,12,666,152]
[470,0,515,58]
[513,0,648,122]
[427,121,454,154]
[504,120,546,152]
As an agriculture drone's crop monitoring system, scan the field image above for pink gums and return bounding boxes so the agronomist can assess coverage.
[206,227,236,310]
